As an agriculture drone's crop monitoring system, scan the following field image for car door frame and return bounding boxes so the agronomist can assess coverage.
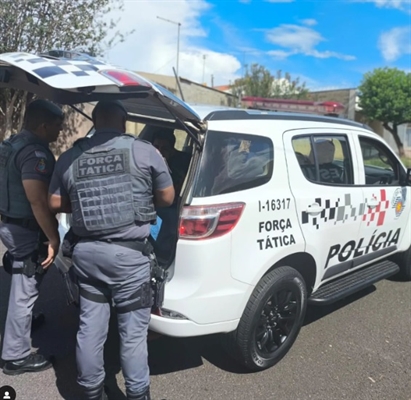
[283,126,365,290]
[349,129,411,256]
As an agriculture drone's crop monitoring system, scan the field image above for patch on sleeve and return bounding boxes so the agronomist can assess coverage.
[35,150,47,158]
[35,158,47,173]
[163,157,172,173]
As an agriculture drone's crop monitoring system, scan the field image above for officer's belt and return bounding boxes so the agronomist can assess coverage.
[10,253,48,277]
[80,237,153,257]
[79,281,152,313]
[0,215,40,231]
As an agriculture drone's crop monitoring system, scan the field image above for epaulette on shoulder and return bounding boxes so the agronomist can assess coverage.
[73,136,89,147]
[122,133,152,146]
[122,133,138,140]
[138,138,153,146]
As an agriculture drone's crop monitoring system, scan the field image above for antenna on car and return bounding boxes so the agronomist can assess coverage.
[172,67,185,101]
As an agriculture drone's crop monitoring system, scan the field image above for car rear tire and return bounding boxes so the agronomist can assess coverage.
[222,266,307,371]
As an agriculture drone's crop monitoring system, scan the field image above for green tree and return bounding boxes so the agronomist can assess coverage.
[358,67,411,156]
[231,63,309,103]
[0,0,133,142]
[236,63,274,98]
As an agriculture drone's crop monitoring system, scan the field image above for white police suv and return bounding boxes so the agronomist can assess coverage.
[1,51,410,372]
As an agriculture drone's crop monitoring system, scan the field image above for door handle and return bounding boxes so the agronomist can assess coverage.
[367,199,379,209]
[305,203,324,215]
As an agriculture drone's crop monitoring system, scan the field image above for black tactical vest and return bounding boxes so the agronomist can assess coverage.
[0,133,53,219]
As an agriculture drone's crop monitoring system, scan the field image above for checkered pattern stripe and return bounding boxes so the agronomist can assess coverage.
[302,194,367,230]
[362,189,389,227]
[302,189,390,230]
[6,52,105,80]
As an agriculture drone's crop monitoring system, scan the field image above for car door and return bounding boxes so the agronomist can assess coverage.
[352,131,411,260]
[283,128,364,288]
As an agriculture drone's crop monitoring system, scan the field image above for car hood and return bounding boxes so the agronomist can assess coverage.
[0,51,203,129]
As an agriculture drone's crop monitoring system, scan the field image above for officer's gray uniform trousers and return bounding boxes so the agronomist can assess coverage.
[72,240,151,396]
[0,223,44,361]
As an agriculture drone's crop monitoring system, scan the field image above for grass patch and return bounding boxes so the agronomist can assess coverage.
[400,157,411,168]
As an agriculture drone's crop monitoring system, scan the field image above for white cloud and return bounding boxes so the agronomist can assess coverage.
[352,0,411,11]
[268,50,294,59]
[103,1,242,86]
[266,24,355,60]
[378,26,411,61]
[301,19,318,26]
[240,0,294,2]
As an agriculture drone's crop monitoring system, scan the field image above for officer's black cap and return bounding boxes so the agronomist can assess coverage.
[26,99,64,119]
[92,100,128,121]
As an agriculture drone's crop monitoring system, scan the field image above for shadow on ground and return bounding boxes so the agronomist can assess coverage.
[0,263,392,398]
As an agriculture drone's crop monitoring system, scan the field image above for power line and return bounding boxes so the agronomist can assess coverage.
[153,56,176,74]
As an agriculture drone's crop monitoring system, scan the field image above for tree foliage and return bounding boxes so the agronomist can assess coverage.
[235,64,274,98]
[232,63,309,101]
[0,0,133,143]
[358,67,411,156]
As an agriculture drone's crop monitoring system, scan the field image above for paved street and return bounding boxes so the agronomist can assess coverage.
[0,244,410,400]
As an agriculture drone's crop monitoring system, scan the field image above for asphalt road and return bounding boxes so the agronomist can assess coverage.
[0,247,410,400]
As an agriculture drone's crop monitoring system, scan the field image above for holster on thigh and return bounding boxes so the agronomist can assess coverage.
[11,252,48,278]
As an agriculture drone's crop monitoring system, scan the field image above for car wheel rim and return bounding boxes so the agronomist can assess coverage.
[255,287,299,357]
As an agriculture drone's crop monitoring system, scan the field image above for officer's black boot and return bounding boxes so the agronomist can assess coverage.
[83,383,108,400]
[3,353,52,375]
[127,386,151,400]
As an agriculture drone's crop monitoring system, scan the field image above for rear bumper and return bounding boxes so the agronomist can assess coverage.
[149,314,239,337]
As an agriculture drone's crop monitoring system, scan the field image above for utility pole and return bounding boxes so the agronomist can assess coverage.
[202,54,207,84]
[157,16,181,79]
[211,74,214,87]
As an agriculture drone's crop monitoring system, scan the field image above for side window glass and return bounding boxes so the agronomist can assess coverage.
[173,129,188,151]
[292,137,317,181]
[193,131,274,197]
[126,121,146,136]
[359,137,400,185]
[292,135,354,185]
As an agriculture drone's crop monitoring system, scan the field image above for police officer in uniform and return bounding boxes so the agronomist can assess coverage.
[48,100,174,400]
[0,99,64,375]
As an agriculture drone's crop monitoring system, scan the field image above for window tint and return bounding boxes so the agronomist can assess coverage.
[192,131,274,197]
[359,136,401,185]
[292,135,354,185]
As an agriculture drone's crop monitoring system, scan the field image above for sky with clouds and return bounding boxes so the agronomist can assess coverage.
[105,0,411,91]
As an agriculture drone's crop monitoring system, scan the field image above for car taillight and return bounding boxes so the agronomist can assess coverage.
[179,202,245,240]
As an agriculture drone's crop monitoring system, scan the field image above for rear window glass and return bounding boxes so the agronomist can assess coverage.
[192,130,274,197]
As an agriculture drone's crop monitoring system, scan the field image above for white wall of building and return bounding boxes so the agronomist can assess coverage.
[381,124,411,155]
